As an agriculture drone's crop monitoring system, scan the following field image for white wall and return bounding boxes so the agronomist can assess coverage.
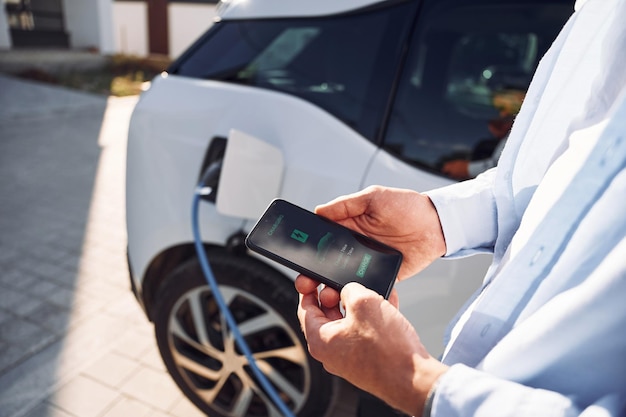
[168,3,217,59]
[113,1,148,56]
[63,0,115,53]
[97,0,115,54]
[111,1,217,58]
[0,4,11,49]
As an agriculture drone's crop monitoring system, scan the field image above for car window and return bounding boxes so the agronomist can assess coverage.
[171,2,417,142]
[383,1,572,177]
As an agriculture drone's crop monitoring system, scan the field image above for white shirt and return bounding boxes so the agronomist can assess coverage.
[425,0,626,415]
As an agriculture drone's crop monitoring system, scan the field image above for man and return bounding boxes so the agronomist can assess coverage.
[296,0,626,415]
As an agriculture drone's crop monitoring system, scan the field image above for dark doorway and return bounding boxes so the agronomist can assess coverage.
[4,0,69,48]
[147,0,169,55]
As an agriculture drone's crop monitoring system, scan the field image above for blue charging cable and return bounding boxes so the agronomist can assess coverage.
[192,186,297,417]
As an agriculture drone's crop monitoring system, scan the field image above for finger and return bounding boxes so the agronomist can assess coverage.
[388,288,400,309]
[314,187,375,221]
[306,285,343,321]
[340,282,400,308]
[295,274,320,295]
[321,303,344,321]
[298,290,321,316]
[319,285,341,309]
[296,279,343,321]
[297,291,325,336]
[339,282,382,319]
[298,291,343,355]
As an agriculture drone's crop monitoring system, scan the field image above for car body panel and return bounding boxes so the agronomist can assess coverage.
[216,0,392,20]
[127,73,381,287]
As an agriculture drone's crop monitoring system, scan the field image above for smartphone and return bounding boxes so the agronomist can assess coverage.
[245,199,403,299]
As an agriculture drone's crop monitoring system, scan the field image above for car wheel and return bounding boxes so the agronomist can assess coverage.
[153,248,336,417]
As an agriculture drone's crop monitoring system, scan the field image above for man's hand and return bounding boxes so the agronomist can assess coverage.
[296,276,448,416]
[314,186,446,280]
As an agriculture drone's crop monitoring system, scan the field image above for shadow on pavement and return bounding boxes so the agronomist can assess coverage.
[0,74,134,417]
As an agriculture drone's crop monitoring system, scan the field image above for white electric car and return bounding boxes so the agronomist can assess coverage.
[126,0,572,416]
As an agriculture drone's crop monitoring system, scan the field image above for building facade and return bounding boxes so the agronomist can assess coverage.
[0,0,218,59]
[114,0,218,59]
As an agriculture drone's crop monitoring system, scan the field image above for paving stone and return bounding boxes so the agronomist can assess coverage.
[0,317,42,343]
[75,279,126,303]
[113,331,157,361]
[44,286,77,309]
[11,295,45,317]
[49,375,118,417]
[53,315,132,376]
[102,295,146,324]
[118,366,182,412]
[25,261,77,285]
[82,351,140,388]
[20,400,76,417]
[46,271,80,288]
[0,309,11,326]
[141,408,173,417]
[4,272,39,291]
[0,269,24,289]
[0,247,19,268]
[169,396,208,417]
[0,284,30,310]
[0,316,58,370]
[64,298,108,325]
[27,302,71,335]
[26,280,62,299]
[0,339,69,417]
[99,397,153,417]
[0,343,23,374]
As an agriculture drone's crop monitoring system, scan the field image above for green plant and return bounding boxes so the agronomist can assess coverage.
[13,54,172,96]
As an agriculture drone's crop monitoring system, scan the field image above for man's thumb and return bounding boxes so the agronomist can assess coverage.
[340,282,382,317]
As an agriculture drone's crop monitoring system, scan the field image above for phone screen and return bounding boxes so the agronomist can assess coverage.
[245,199,402,298]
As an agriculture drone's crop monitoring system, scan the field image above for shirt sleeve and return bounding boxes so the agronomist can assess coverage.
[425,168,498,257]
[433,365,625,417]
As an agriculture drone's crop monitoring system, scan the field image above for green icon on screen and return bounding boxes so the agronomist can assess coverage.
[356,253,372,278]
[291,229,309,243]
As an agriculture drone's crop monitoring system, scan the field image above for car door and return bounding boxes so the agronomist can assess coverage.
[127,1,420,283]
[362,0,573,353]
[168,0,419,212]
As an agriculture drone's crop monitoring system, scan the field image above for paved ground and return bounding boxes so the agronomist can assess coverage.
[0,74,207,417]
[0,72,378,417]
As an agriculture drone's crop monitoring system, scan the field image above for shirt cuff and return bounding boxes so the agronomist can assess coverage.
[425,170,498,257]
[422,376,441,417]
[431,364,577,417]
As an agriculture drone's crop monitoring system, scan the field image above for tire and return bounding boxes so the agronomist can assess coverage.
[153,248,337,417]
